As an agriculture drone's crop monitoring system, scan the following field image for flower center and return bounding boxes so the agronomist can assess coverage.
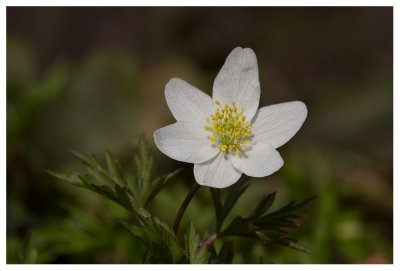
[204,100,253,154]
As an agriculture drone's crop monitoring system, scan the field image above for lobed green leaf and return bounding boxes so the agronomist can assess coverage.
[219,193,316,254]
[120,208,186,263]
[184,222,209,264]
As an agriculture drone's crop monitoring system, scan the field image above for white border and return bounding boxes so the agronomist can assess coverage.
[1,1,397,271]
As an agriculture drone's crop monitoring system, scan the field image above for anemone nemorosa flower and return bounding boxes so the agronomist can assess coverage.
[154,47,307,188]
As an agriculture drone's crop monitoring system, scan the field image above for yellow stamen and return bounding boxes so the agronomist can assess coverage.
[204,101,252,154]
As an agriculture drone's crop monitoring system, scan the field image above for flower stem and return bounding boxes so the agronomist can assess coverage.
[173,183,201,235]
[199,233,218,246]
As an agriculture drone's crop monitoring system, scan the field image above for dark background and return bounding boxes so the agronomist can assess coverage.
[7,7,393,263]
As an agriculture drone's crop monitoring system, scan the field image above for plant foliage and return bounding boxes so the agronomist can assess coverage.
[49,136,315,263]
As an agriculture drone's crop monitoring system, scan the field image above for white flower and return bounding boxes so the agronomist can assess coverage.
[154,47,307,188]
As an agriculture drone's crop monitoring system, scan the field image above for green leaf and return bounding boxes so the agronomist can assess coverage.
[275,238,313,254]
[77,174,139,214]
[248,191,276,220]
[219,216,258,239]
[52,150,143,213]
[49,145,182,213]
[221,178,249,219]
[69,150,116,186]
[48,145,190,263]
[141,168,183,208]
[105,151,126,186]
[261,195,317,220]
[120,208,186,263]
[49,166,139,215]
[134,135,153,193]
[219,195,316,255]
[47,171,82,186]
[209,178,249,233]
[133,135,182,207]
[184,222,209,264]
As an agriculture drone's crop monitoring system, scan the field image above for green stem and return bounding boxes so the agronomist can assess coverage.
[173,183,201,234]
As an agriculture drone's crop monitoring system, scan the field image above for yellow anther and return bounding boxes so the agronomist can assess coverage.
[204,101,252,154]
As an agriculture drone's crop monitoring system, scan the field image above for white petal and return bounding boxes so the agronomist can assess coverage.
[194,152,242,188]
[230,142,283,177]
[154,121,219,163]
[165,78,214,125]
[213,47,260,120]
[252,101,307,149]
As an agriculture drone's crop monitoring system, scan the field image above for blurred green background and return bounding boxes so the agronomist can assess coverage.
[7,7,392,263]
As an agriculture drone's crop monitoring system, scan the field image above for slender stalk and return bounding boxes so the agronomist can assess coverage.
[173,183,201,234]
[199,233,218,246]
